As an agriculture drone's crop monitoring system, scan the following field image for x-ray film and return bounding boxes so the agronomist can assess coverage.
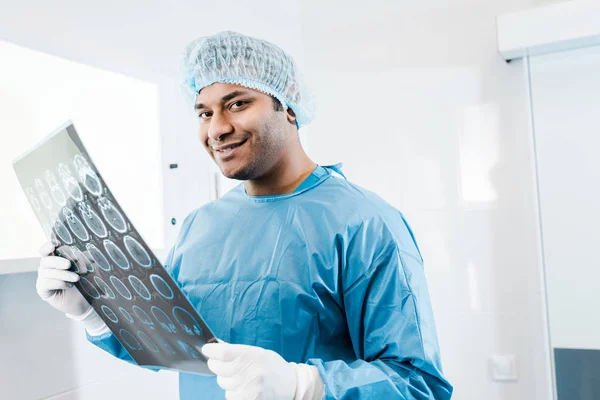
[13,121,216,374]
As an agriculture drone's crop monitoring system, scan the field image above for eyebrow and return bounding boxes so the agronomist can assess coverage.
[194,90,251,110]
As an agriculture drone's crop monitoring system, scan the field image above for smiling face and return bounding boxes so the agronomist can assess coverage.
[194,83,296,180]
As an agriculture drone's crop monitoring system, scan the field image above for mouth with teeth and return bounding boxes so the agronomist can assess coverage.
[213,139,248,160]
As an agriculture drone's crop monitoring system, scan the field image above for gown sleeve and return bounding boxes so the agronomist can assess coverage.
[307,213,453,399]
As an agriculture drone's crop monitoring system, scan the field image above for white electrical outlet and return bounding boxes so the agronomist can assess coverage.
[490,355,518,381]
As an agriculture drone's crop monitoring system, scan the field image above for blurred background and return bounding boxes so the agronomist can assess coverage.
[1,0,598,399]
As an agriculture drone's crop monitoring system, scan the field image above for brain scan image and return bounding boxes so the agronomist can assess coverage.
[73,154,102,196]
[110,276,133,300]
[77,202,107,238]
[45,170,66,206]
[173,306,204,337]
[53,219,73,245]
[25,187,41,212]
[79,277,100,299]
[177,340,202,359]
[101,305,119,323]
[103,240,130,270]
[138,331,160,353]
[119,307,135,323]
[155,335,177,355]
[62,207,89,242]
[85,243,112,272]
[150,274,174,300]
[128,275,152,300]
[98,197,127,233]
[123,236,152,268]
[13,123,218,374]
[58,163,83,202]
[34,178,53,209]
[94,276,116,299]
[70,246,93,273]
[151,306,177,334]
[132,306,155,330]
[56,245,75,269]
[119,329,142,351]
[40,218,59,246]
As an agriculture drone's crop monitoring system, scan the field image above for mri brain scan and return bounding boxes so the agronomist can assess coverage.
[62,207,89,242]
[101,305,119,323]
[104,239,130,270]
[58,163,83,202]
[110,276,133,300]
[119,307,135,324]
[97,197,127,233]
[25,187,41,212]
[95,276,116,299]
[34,178,53,209]
[53,218,73,245]
[173,306,204,337]
[128,275,152,300]
[85,243,112,272]
[77,202,107,238]
[14,125,216,374]
[150,274,174,300]
[119,329,142,351]
[45,170,66,206]
[151,306,177,334]
[124,236,152,268]
[133,306,155,330]
[73,155,102,196]
[138,331,160,353]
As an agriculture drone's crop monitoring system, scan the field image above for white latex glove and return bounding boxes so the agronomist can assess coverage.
[201,342,325,400]
[36,242,109,336]
[36,241,89,315]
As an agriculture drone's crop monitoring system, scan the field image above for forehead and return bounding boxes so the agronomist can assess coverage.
[195,83,267,105]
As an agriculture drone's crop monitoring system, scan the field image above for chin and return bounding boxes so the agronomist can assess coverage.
[220,164,248,181]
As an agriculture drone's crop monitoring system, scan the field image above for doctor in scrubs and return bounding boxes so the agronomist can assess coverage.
[35,31,453,400]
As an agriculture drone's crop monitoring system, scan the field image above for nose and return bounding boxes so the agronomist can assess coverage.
[207,111,233,142]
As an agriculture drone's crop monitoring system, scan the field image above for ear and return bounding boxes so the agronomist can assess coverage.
[286,107,297,125]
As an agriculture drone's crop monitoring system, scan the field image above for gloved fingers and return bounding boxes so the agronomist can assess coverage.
[225,387,260,400]
[37,278,73,294]
[208,355,252,378]
[202,342,244,362]
[214,361,255,390]
[40,256,71,270]
[216,374,240,391]
[38,267,80,283]
[39,241,56,257]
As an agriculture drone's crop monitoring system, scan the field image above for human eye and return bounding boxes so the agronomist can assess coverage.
[230,100,250,110]
[197,111,212,120]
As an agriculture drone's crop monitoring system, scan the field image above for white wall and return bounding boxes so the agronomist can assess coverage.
[0,0,305,398]
[298,0,558,399]
[528,44,600,351]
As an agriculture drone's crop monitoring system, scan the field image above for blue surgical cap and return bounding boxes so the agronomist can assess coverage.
[182,31,315,128]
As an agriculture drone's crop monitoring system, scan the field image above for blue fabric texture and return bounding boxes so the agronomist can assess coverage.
[88,165,453,399]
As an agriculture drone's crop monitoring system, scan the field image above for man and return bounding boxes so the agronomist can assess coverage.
[36,31,453,399]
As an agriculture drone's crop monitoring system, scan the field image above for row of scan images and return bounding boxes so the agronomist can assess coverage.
[36,199,128,242]
[105,304,203,358]
[58,234,151,272]
[76,270,174,303]
[27,154,104,210]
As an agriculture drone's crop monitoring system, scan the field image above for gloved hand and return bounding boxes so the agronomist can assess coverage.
[36,241,89,316]
[201,341,325,400]
[36,242,110,336]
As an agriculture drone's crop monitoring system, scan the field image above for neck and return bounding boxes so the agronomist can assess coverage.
[245,142,316,196]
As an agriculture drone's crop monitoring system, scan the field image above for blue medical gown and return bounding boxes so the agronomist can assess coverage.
[88,165,453,399]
